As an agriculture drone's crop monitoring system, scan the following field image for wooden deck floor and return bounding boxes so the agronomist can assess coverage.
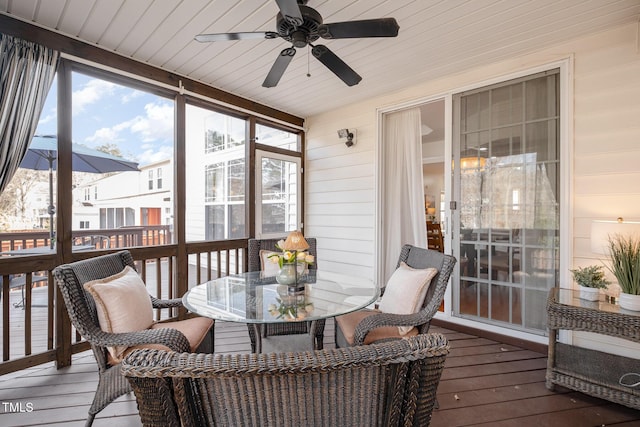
[1,319,639,426]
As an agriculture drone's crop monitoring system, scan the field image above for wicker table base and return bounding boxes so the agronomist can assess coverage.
[546,288,640,410]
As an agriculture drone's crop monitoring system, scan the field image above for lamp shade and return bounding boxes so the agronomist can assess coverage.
[591,219,640,255]
[282,230,309,251]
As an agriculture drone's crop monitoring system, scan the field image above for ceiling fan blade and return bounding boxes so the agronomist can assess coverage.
[311,45,362,87]
[318,18,399,39]
[275,0,303,26]
[195,31,279,42]
[263,47,296,88]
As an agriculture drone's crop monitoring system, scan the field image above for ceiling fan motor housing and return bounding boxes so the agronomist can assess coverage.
[276,5,322,47]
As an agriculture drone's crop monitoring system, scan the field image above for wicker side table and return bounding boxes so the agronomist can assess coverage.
[546,288,640,409]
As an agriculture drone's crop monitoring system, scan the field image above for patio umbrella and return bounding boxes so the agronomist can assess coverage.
[19,135,140,248]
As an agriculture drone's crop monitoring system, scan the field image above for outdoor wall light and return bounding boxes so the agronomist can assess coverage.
[337,128,356,147]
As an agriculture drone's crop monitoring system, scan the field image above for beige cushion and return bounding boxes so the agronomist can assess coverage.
[113,316,214,365]
[84,266,154,361]
[335,309,419,345]
[378,262,438,335]
[260,250,281,276]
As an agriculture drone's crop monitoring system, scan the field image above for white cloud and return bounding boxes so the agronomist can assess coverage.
[82,101,174,166]
[137,145,173,165]
[85,127,124,144]
[37,110,56,127]
[128,102,174,142]
[121,89,144,104]
[73,79,117,114]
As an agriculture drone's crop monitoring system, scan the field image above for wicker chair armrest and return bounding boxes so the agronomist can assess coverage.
[353,311,430,346]
[150,296,183,309]
[122,333,449,378]
[89,327,191,353]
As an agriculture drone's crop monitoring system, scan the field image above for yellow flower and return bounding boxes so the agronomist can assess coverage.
[305,254,314,263]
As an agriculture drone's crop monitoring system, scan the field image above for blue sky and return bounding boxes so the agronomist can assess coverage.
[36,72,174,167]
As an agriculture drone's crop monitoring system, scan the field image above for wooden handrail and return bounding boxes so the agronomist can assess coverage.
[0,237,249,375]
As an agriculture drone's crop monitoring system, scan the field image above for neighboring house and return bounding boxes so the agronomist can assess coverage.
[73,159,173,230]
[0,178,49,231]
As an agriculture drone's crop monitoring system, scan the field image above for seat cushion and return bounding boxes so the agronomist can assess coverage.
[83,266,154,360]
[378,262,438,334]
[335,310,418,345]
[111,316,214,365]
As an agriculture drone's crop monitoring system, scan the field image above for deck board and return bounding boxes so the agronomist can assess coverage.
[1,321,639,426]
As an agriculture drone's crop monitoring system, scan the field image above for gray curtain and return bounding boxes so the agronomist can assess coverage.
[0,34,59,193]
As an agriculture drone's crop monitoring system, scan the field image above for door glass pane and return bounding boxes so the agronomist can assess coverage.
[454,70,560,335]
[257,153,300,237]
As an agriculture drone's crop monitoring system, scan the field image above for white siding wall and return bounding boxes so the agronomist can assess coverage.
[305,108,377,279]
[570,24,640,355]
[305,22,640,349]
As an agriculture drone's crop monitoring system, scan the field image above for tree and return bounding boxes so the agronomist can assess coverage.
[94,143,123,157]
[0,169,46,231]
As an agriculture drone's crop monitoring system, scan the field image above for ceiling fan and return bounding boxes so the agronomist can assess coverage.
[194,0,399,88]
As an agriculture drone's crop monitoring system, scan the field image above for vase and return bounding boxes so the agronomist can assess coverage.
[578,285,600,301]
[618,293,640,311]
[276,263,297,286]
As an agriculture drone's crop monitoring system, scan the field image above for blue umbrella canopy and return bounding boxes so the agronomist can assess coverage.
[18,135,139,248]
[20,135,139,173]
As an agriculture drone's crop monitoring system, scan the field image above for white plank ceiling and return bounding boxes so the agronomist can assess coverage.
[1,0,639,119]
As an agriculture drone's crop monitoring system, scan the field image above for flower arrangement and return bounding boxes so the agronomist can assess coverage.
[570,265,610,289]
[268,239,315,268]
[268,297,313,321]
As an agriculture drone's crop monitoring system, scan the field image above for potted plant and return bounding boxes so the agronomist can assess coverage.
[607,234,640,310]
[570,265,610,301]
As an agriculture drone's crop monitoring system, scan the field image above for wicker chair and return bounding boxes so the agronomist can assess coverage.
[246,237,325,352]
[52,250,214,427]
[123,333,450,427]
[335,245,456,347]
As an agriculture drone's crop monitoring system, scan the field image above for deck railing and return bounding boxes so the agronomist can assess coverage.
[0,230,248,375]
[0,226,172,253]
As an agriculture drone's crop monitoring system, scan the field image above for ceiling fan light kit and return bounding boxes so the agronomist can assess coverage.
[195,0,399,88]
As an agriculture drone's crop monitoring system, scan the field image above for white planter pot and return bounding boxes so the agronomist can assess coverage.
[578,286,600,301]
[619,293,640,311]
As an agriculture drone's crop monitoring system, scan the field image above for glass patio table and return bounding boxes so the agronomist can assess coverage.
[183,270,379,353]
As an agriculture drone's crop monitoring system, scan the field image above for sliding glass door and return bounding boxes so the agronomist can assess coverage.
[452,70,560,334]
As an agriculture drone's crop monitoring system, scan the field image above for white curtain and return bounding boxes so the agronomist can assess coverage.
[382,107,427,282]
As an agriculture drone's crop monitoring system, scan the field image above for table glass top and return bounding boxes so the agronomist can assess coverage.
[183,270,379,324]
[551,288,640,317]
